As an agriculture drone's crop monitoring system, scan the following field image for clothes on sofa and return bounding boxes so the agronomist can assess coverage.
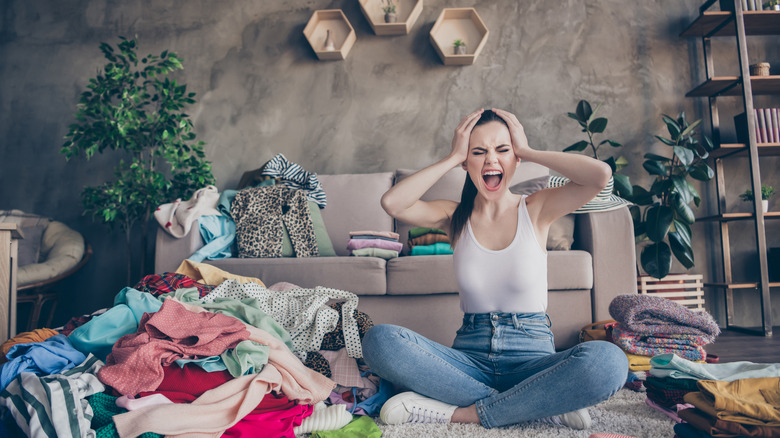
[410,242,454,255]
[407,227,447,239]
[348,230,401,259]
[154,185,222,238]
[188,215,236,263]
[408,233,451,247]
[351,247,399,259]
[407,227,453,255]
[349,230,400,240]
[232,185,319,258]
[346,238,403,252]
[260,153,327,208]
[0,354,105,438]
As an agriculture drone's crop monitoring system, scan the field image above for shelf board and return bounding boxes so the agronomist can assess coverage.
[429,8,489,66]
[303,9,357,61]
[705,282,780,289]
[359,0,423,36]
[710,142,780,158]
[680,11,780,38]
[686,76,780,97]
[697,211,780,222]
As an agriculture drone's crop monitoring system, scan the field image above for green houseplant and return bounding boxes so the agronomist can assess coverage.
[382,0,397,22]
[61,37,215,283]
[740,184,775,213]
[628,112,714,279]
[453,39,467,55]
[564,100,632,198]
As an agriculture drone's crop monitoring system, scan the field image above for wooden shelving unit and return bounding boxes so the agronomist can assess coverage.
[303,10,356,61]
[359,0,423,36]
[681,0,779,336]
[429,8,489,66]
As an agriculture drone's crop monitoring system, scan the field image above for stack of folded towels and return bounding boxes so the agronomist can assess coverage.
[347,231,402,259]
[407,227,453,255]
[608,294,720,373]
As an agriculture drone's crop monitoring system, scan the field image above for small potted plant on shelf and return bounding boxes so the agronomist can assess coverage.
[739,184,775,213]
[382,0,397,23]
[453,39,467,55]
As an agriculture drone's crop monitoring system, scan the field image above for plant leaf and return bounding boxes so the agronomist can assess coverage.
[643,159,667,176]
[588,117,608,134]
[613,174,632,198]
[641,242,672,279]
[669,230,695,269]
[674,145,694,166]
[672,194,696,224]
[689,162,714,181]
[644,153,672,162]
[672,175,693,205]
[576,100,593,123]
[646,205,674,243]
[630,185,654,205]
[563,140,590,152]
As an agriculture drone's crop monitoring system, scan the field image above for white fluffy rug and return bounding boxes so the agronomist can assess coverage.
[377,389,676,438]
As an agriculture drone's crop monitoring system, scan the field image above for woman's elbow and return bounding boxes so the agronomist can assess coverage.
[595,160,612,189]
[380,193,399,217]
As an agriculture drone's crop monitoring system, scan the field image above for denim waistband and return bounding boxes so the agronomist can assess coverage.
[463,312,551,327]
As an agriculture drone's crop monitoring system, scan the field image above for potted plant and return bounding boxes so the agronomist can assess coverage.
[453,39,467,55]
[61,37,215,284]
[564,99,632,198]
[382,0,397,23]
[739,184,775,213]
[627,112,715,279]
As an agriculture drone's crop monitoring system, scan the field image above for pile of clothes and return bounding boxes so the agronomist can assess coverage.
[608,294,720,372]
[407,227,453,255]
[644,354,780,438]
[0,260,387,438]
[347,231,402,259]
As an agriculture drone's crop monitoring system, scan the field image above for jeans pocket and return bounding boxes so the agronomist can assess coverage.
[518,323,553,341]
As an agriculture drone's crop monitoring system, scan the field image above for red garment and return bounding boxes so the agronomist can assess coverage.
[140,364,313,437]
[223,392,313,438]
[135,272,215,298]
[138,363,234,402]
[97,299,249,395]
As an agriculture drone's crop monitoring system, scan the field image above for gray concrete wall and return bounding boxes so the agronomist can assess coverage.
[1,0,778,328]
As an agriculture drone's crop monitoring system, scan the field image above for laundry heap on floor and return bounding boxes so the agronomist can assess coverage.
[0,260,387,438]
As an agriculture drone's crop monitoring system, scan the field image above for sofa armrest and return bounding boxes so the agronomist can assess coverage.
[154,226,204,274]
[574,206,637,323]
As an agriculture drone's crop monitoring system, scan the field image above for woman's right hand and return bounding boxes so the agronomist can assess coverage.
[449,108,484,165]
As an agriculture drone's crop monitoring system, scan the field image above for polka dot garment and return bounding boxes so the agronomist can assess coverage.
[203,279,362,360]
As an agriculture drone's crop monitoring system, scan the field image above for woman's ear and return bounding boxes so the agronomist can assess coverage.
[461,161,467,170]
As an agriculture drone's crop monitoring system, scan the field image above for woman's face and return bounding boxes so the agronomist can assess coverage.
[464,121,519,199]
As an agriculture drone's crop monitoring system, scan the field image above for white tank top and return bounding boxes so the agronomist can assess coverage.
[453,195,548,314]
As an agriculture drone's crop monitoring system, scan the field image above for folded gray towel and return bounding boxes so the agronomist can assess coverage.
[608,294,720,340]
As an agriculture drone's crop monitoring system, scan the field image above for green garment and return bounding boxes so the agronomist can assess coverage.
[159,288,293,376]
[87,392,162,438]
[410,242,453,255]
[351,247,399,259]
[312,415,382,438]
[408,227,447,239]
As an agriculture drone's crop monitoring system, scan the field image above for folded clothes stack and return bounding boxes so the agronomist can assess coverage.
[407,227,453,255]
[608,294,720,372]
[347,231,402,259]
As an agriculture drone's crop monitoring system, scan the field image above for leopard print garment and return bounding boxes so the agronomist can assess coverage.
[232,185,319,258]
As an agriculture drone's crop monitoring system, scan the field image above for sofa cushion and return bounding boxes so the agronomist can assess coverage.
[318,173,394,256]
[281,201,336,257]
[386,249,593,296]
[394,163,549,253]
[207,256,387,295]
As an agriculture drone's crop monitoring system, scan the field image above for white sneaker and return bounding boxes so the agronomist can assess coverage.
[380,391,458,425]
[538,408,592,430]
[559,408,592,430]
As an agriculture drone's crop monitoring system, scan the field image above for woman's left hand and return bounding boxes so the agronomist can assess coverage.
[492,108,533,160]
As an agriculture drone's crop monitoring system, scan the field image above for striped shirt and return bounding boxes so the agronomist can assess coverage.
[260,153,327,208]
[0,354,105,438]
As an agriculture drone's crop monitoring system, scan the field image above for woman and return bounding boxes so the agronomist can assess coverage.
[362,108,628,429]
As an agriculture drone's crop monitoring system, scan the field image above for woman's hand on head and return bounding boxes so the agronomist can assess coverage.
[449,109,484,165]
[492,108,532,161]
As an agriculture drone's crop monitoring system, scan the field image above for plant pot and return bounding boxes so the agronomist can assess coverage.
[384,12,397,23]
[454,45,467,55]
[762,199,769,213]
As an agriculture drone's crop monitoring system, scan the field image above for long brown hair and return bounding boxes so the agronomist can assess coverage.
[449,109,509,248]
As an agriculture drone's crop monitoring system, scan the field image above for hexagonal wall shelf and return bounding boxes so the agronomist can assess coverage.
[359,0,423,36]
[303,9,356,61]
[429,8,489,66]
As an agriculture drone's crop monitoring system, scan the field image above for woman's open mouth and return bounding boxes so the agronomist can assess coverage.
[482,170,503,191]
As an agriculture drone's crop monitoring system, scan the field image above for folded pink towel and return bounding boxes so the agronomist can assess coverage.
[348,230,400,240]
[346,238,403,252]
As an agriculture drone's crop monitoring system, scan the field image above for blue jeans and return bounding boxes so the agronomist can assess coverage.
[362,313,628,428]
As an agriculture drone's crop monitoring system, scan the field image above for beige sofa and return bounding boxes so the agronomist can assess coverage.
[155,163,637,349]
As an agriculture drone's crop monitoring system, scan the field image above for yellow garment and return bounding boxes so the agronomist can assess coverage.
[624,351,652,371]
[1,328,60,355]
[175,260,265,287]
[685,378,780,426]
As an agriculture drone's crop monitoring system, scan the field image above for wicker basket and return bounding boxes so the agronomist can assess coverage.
[637,274,705,312]
[749,62,770,76]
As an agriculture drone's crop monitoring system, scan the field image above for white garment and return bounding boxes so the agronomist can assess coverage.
[0,354,105,438]
[203,279,363,359]
[453,196,548,314]
[154,185,221,238]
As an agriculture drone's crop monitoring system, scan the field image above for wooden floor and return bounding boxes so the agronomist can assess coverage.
[703,328,780,363]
